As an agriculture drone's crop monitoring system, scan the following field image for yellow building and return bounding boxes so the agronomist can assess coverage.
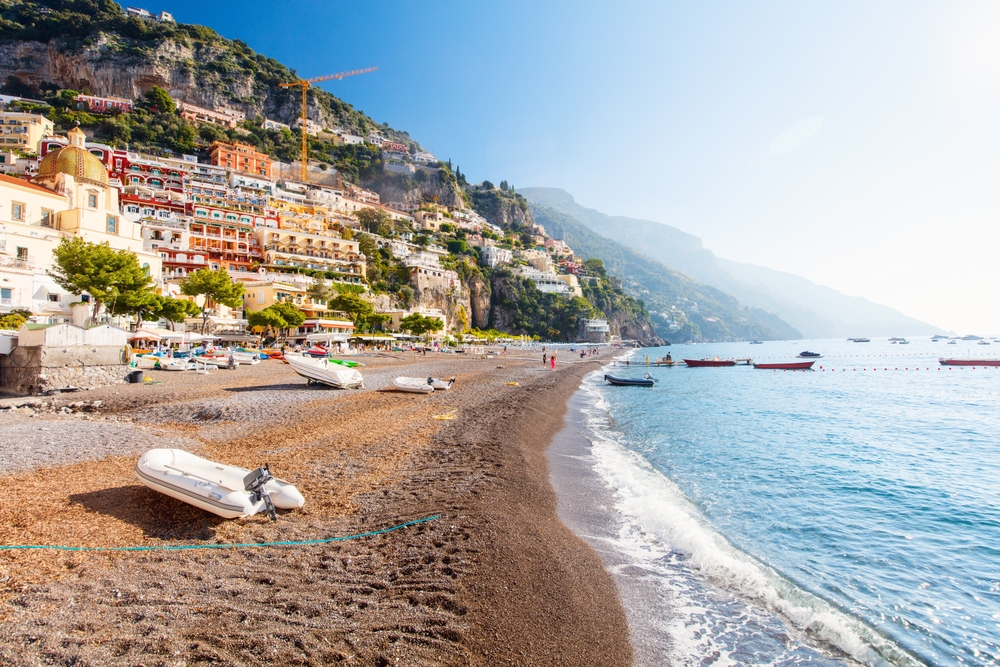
[0,126,162,320]
[257,210,366,283]
[0,112,54,154]
[242,280,329,319]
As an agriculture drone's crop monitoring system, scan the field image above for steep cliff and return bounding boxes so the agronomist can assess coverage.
[0,1,419,147]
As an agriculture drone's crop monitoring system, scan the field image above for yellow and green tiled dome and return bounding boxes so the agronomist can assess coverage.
[36,127,109,186]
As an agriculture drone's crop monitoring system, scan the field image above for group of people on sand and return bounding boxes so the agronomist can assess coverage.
[541,346,599,369]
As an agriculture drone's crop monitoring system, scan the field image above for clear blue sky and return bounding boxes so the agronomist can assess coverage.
[150,1,1000,333]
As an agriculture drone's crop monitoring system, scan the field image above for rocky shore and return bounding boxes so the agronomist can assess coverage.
[0,350,631,666]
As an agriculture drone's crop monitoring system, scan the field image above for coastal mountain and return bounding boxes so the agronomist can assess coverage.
[521,187,944,338]
[530,204,801,342]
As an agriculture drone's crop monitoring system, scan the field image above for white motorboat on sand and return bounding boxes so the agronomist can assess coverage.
[286,355,364,388]
[135,449,305,519]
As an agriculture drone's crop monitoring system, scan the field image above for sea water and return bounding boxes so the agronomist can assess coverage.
[569,338,1000,667]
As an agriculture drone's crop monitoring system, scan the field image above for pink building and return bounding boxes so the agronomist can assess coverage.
[75,94,134,114]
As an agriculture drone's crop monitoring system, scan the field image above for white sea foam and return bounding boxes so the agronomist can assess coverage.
[577,371,925,667]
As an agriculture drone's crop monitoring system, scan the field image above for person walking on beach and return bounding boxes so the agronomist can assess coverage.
[543,352,548,366]
[550,352,556,370]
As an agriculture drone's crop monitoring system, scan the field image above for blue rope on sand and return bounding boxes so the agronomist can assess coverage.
[0,515,440,552]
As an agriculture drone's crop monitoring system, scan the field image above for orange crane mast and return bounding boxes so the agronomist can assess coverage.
[279,67,378,183]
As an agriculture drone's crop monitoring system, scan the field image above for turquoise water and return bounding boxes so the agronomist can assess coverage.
[581,338,1000,666]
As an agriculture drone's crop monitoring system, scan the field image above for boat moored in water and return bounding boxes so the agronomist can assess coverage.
[604,373,657,386]
[938,358,1000,367]
[684,358,736,367]
[798,351,821,358]
[753,361,816,370]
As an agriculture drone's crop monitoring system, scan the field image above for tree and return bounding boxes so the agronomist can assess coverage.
[584,258,607,277]
[399,313,444,336]
[500,180,509,192]
[139,86,176,114]
[482,180,494,190]
[157,296,202,330]
[306,276,334,308]
[50,237,156,324]
[247,308,287,344]
[329,293,374,325]
[354,207,393,235]
[396,285,415,309]
[179,269,245,333]
[270,301,305,338]
[0,312,27,330]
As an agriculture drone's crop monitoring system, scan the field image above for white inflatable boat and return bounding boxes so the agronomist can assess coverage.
[392,377,436,393]
[430,377,455,390]
[286,355,364,388]
[135,449,305,519]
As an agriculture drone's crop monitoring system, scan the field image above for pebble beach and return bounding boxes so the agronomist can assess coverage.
[0,350,631,666]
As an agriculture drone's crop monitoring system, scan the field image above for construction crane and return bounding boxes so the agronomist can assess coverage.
[279,67,378,183]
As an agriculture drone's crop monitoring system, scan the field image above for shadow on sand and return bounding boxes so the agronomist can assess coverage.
[222,382,323,393]
[69,485,226,540]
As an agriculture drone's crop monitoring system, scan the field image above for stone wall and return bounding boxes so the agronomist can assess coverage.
[0,345,130,395]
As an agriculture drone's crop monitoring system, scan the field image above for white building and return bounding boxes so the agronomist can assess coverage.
[480,246,512,267]
[261,118,290,132]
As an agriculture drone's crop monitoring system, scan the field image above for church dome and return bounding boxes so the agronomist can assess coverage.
[36,126,109,186]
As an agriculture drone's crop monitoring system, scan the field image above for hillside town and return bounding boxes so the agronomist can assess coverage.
[0,93,611,346]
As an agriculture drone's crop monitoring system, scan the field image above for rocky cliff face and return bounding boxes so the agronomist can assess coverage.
[0,34,387,139]
[607,310,662,346]
[467,190,533,230]
[413,285,471,333]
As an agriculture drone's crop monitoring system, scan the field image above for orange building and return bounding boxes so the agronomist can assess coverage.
[208,141,272,178]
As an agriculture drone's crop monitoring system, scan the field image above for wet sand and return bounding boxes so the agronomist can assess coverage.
[0,351,632,666]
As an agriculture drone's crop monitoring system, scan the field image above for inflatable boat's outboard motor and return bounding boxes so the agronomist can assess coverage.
[243,465,277,521]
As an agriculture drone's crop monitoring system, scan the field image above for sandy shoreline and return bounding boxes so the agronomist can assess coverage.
[0,350,632,666]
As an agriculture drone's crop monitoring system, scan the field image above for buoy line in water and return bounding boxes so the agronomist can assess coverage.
[0,515,440,552]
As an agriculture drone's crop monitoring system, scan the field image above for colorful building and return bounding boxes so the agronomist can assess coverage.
[209,141,272,177]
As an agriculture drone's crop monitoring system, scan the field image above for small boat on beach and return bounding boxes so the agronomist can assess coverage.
[136,449,304,519]
[684,358,736,367]
[798,351,821,358]
[938,358,1000,367]
[604,373,657,386]
[753,361,816,370]
[392,377,435,393]
[286,355,364,388]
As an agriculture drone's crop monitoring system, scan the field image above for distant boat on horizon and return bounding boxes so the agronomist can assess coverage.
[750,340,764,345]
[849,337,871,343]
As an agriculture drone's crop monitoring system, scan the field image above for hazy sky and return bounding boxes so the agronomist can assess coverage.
[157,1,1000,333]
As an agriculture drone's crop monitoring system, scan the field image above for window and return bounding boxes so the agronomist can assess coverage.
[0,288,11,302]
[106,215,118,234]
[88,193,98,208]
[47,293,60,303]
[40,209,53,227]
[11,202,23,221]
[16,246,27,260]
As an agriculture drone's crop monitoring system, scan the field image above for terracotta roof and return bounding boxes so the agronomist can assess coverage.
[0,172,61,196]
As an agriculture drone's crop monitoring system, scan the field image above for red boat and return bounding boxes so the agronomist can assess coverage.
[684,358,736,367]
[939,358,1000,367]
[753,361,815,370]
